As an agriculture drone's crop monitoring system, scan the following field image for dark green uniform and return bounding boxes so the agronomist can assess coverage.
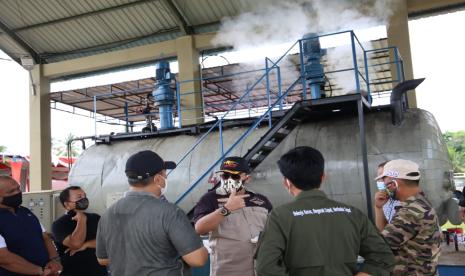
[255,190,395,276]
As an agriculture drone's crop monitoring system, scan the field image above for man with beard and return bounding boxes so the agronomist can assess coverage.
[193,156,272,276]
[52,186,107,276]
[0,176,62,275]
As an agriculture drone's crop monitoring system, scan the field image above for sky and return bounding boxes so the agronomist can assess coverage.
[0,10,464,155]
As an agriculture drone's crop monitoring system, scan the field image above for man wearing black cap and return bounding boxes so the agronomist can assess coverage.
[96,150,208,276]
[193,156,272,276]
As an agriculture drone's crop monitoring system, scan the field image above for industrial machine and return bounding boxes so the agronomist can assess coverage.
[302,33,327,99]
[153,61,175,130]
[65,31,459,227]
[21,190,65,232]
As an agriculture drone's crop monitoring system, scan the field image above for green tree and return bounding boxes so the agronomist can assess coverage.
[0,145,6,153]
[443,131,465,173]
[52,133,82,157]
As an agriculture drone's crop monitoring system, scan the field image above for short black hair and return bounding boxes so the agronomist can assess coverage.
[59,186,82,207]
[402,179,420,187]
[127,175,154,187]
[277,146,324,190]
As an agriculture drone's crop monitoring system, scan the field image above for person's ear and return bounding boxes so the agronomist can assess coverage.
[64,201,73,210]
[284,178,292,189]
[321,173,326,183]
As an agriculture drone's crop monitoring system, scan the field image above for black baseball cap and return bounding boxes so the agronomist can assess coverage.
[125,150,176,180]
[217,156,251,174]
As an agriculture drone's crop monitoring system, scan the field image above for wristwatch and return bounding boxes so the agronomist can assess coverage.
[219,206,231,216]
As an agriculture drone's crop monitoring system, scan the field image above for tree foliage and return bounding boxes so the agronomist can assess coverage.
[443,131,465,173]
[0,145,6,153]
[52,133,82,157]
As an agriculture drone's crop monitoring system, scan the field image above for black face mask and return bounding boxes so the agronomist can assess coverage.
[75,197,89,210]
[1,192,22,208]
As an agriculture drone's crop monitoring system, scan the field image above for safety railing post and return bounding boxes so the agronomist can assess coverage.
[93,95,97,136]
[176,82,182,128]
[394,48,402,83]
[277,66,283,111]
[363,50,371,102]
[299,39,307,100]
[350,32,361,94]
[219,118,224,157]
[124,102,129,133]
[265,58,272,128]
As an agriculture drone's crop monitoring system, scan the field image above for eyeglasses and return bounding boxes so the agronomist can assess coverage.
[220,172,241,181]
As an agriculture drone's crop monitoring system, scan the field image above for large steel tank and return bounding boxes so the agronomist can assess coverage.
[69,108,460,224]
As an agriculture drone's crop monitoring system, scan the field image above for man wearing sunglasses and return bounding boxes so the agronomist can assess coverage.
[374,159,441,275]
[193,156,272,276]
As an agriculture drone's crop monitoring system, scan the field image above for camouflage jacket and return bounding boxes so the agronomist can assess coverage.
[381,192,441,275]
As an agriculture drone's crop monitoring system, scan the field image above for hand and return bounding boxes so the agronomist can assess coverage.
[65,242,88,256]
[355,272,371,276]
[71,211,87,222]
[45,260,62,275]
[374,191,389,208]
[42,268,52,276]
[217,189,250,211]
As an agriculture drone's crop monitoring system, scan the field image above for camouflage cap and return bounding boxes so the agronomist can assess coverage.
[375,159,420,181]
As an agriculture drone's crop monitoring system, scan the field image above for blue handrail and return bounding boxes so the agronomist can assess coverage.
[175,77,302,204]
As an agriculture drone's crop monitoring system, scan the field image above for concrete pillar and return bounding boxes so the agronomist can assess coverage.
[176,36,204,126]
[388,0,417,108]
[29,65,52,191]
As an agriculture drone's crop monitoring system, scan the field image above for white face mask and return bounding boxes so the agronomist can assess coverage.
[216,178,243,195]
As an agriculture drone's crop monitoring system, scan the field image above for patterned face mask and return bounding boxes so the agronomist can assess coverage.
[216,177,243,195]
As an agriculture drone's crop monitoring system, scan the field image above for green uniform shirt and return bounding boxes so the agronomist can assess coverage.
[256,189,395,276]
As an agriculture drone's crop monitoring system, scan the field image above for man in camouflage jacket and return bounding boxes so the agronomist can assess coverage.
[374,159,441,275]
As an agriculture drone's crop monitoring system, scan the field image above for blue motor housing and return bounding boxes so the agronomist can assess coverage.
[152,61,175,129]
[302,33,326,99]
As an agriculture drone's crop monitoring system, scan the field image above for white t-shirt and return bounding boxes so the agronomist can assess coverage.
[0,234,5,248]
[0,223,46,248]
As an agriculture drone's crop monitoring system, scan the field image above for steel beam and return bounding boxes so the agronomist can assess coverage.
[0,19,40,63]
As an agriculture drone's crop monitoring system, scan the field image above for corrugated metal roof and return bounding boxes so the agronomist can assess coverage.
[0,0,229,64]
[2,0,456,66]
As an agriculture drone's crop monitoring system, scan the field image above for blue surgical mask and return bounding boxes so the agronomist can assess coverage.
[376,181,386,191]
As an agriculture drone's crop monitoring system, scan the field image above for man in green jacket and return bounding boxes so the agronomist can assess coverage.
[255,146,395,276]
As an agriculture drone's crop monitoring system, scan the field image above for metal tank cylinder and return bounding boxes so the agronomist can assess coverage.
[69,109,460,225]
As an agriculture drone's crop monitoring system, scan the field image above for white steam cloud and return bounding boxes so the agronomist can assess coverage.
[211,0,400,96]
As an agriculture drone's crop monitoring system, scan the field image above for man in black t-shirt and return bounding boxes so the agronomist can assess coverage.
[52,186,107,276]
[193,156,272,276]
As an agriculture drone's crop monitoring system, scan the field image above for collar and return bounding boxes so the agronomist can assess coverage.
[295,189,327,200]
[401,191,427,206]
[124,190,158,198]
